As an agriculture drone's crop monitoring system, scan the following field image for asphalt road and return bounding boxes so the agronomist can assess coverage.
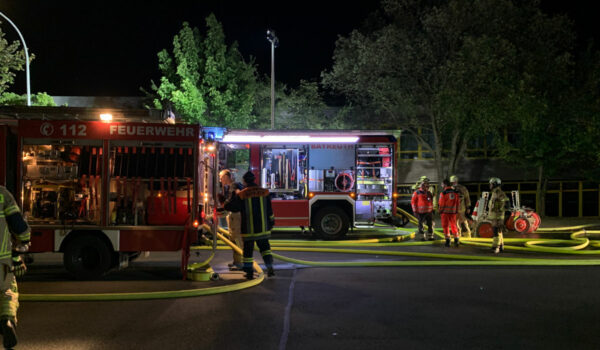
[12,234,600,350]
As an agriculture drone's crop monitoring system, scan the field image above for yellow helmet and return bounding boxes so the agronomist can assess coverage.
[450,175,458,183]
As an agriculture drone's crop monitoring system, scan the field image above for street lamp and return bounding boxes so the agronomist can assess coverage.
[0,11,31,106]
[266,29,279,129]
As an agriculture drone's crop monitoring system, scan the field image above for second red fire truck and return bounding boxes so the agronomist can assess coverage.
[219,129,400,239]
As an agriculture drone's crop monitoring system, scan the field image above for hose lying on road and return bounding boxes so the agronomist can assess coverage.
[20,211,600,301]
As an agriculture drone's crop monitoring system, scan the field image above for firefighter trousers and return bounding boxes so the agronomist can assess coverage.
[0,265,18,322]
[491,219,504,247]
[226,212,243,265]
[417,212,433,239]
[456,211,471,238]
[242,239,274,273]
[441,213,458,238]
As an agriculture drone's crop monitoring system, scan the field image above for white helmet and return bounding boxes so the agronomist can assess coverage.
[489,177,501,186]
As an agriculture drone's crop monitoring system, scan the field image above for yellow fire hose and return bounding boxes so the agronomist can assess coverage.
[20,225,264,302]
[20,210,600,301]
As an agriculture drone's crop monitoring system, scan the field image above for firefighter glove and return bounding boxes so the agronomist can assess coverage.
[11,256,26,278]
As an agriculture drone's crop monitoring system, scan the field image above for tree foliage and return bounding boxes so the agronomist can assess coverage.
[0,92,55,106]
[0,24,28,95]
[250,78,343,129]
[152,15,257,127]
[322,0,578,186]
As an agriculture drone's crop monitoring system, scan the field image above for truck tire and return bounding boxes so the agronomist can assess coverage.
[63,235,112,280]
[313,207,349,240]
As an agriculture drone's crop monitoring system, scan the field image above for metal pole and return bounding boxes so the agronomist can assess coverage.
[270,42,275,129]
[0,11,31,106]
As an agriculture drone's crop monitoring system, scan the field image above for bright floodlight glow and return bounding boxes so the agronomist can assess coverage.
[222,134,359,143]
[100,113,113,121]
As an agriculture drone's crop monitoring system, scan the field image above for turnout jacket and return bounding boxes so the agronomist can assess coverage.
[487,187,508,220]
[411,188,434,214]
[453,183,471,213]
[0,186,30,261]
[224,184,274,241]
[438,186,460,214]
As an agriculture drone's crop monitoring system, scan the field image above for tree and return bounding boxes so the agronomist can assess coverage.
[251,78,344,129]
[151,15,258,127]
[0,92,55,106]
[0,24,28,95]
[322,0,576,184]
[496,41,600,215]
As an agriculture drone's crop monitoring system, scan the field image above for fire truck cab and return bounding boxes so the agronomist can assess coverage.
[0,107,219,279]
[219,129,398,239]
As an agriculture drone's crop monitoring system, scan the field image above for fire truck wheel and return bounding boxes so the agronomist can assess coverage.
[64,235,112,280]
[313,207,349,240]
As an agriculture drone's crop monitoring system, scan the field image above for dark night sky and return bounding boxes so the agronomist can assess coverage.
[1,1,599,97]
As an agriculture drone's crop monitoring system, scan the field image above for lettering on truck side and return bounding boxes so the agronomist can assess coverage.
[109,125,195,137]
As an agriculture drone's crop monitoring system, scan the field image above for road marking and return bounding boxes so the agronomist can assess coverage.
[279,268,297,350]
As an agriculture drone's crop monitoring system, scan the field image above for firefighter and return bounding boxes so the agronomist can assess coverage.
[218,169,245,271]
[488,177,508,253]
[450,175,472,238]
[0,185,31,349]
[439,179,460,247]
[411,178,435,240]
[224,171,275,280]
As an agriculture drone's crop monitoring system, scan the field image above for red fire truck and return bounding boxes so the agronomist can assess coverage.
[0,107,218,279]
[219,129,400,239]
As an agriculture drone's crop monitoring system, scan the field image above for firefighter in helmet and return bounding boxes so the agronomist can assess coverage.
[0,185,30,349]
[439,178,460,247]
[411,177,435,240]
[487,177,508,253]
[224,171,275,279]
[450,175,471,238]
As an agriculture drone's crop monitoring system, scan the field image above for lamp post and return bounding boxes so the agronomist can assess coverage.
[266,30,278,129]
[0,11,31,106]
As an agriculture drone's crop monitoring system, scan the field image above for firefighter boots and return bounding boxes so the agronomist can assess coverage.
[445,238,450,247]
[267,267,275,277]
[454,237,460,247]
[228,262,243,271]
[243,268,254,280]
[1,317,17,349]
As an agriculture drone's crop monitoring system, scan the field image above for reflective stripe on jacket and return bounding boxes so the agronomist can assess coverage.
[224,185,274,241]
[411,189,433,214]
[0,186,31,261]
[439,187,460,214]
